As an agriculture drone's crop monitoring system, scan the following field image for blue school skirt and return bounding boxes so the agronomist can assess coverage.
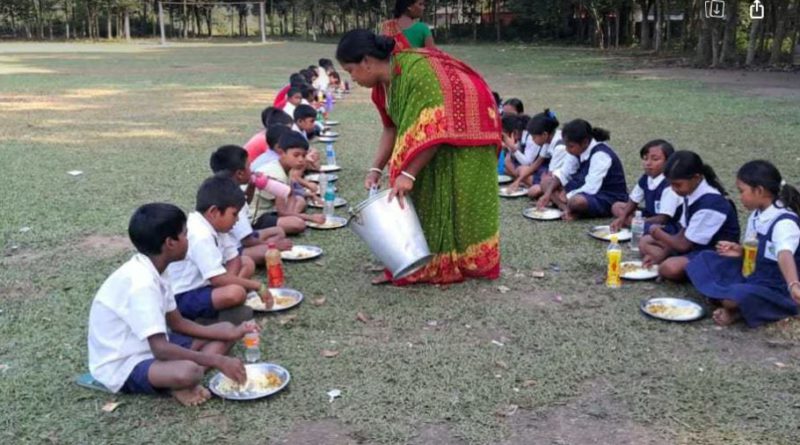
[686,217,800,327]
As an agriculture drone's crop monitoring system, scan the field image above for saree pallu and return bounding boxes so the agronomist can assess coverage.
[380,19,413,51]
[371,49,502,285]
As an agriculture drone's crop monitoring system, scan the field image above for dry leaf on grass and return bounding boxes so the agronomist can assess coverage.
[321,349,340,358]
[356,312,370,323]
[491,340,505,347]
[495,404,519,417]
[495,360,509,370]
[101,401,121,413]
[774,362,788,368]
[531,270,546,278]
[312,296,327,306]
[521,379,537,388]
[497,285,511,294]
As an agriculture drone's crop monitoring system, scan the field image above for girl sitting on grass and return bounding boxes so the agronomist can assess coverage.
[686,160,800,327]
[610,139,680,232]
[640,150,740,281]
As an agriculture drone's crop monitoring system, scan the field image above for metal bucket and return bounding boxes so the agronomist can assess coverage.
[349,189,433,279]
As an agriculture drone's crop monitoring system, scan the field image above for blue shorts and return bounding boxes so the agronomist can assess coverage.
[575,192,616,218]
[120,333,194,395]
[175,286,217,320]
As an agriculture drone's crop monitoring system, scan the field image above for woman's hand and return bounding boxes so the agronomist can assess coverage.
[716,241,743,258]
[365,170,382,190]
[388,175,414,209]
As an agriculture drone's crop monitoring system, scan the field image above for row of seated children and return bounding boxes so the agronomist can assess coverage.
[494,96,800,328]
[88,193,270,405]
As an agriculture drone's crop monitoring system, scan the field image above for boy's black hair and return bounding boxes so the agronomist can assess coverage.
[265,109,292,128]
[287,86,302,98]
[294,104,317,121]
[196,176,246,213]
[209,145,248,176]
[267,125,291,150]
[289,73,307,87]
[128,203,186,256]
[318,58,334,69]
[301,84,316,101]
[279,131,310,152]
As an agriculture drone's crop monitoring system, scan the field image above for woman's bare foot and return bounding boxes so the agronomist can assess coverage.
[712,308,740,326]
[172,385,211,406]
[371,273,391,285]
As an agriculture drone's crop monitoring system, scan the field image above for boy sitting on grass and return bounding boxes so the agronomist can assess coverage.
[88,203,257,406]
[254,132,326,230]
[292,104,319,142]
[210,144,294,260]
[167,176,272,322]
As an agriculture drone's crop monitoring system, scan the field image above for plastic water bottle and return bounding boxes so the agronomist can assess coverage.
[318,172,328,198]
[265,242,284,288]
[325,142,336,166]
[324,181,336,218]
[631,210,645,253]
[606,235,622,289]
[742,233,758,277]
[243,332,260,363]
[316,108,324,124]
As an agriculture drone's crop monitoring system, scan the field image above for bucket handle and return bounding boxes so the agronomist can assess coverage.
[347,206,363,226]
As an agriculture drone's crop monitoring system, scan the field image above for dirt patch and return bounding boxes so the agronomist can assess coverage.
[410,423,466,445]
[0,280,42,301]
[277,419,358,445]
[623,68,800,99]
[697,325,800,369]
[3,234,131,268]
[501,380,672,445]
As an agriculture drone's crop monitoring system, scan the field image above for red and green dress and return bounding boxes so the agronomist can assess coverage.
[380,19,432,50]
[372,49,502,285]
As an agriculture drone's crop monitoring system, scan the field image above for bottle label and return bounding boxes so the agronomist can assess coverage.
[268,264,285,287]
[243,334,259,348]
[607,250,622,287]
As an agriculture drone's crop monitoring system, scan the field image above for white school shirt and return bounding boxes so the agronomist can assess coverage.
[513,131,549,166]
[282,102,297,118]
[566,139,612,199]
[679,179,728,245]
[166,212,238,295]
[231,202,256,246]
[88,254,176,393]
[291,123,309,141]
[629,174,681,217]
[549,137,578,186]
[744,203,800,260]
[314,67,330,91]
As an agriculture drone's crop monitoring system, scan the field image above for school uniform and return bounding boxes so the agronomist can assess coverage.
[548,135,579,187]
[282,102,297,118]
[672,179,740,257]
[687,204,800,327]
[291,123,309,141]
[88,254,193,394]
[565,140,628,217]
[630,173,681,232]
[231,202,259,252]
[166,212,239,320]
[513,131,552,184]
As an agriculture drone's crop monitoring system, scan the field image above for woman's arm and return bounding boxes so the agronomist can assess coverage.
[365,126,397,189]
[389,146,439,208]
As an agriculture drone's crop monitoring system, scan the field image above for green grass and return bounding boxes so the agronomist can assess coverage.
[2,41,800,444]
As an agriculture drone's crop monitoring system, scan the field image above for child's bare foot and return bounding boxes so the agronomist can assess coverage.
[712,308,740,326]
[172,385,211,406]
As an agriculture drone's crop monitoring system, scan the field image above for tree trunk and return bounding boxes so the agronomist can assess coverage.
[745,17,762,65]
[638,0,652,49]
[495,0,501,42]
[654,0,662,51]
[124,10,131,40]
[107,10,113,39]
[710,24,721,67]
[695,10,712,65]
[719,0,739,65]
[770,0,791,65]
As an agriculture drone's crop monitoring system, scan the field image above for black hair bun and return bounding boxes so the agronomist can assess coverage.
[374,35,397,58]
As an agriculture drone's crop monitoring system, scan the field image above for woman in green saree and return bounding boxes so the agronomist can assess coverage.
[381,0,436,50]
[336,30,501,285]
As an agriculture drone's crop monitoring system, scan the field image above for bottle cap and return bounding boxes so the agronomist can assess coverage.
[634,210,642,217]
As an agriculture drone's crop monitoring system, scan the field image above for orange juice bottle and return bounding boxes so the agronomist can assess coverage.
[265,242,285,287]
[742,235,758,277]
[606,235,622,288]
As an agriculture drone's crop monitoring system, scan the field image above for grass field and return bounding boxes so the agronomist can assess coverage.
[2,40,800,445]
